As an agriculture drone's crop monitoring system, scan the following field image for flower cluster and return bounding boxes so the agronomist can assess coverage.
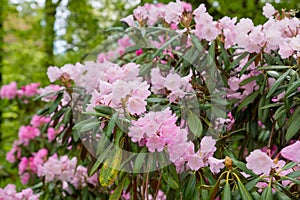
[0,82,40,99]
[37,155,98,189]
[18,148,48,184]
[128,108,224,173]
[150,68,193,103]
[245,141,300,191]
[0,184,39,200]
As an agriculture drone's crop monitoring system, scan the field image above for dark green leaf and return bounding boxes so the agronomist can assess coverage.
[109,177,126,200]
[260,185,273,200]
[237,91,259,112]
[237,180,253,200]
[266,69,291,98]
[222,182,232,200]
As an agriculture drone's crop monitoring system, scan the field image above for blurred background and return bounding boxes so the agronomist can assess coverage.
[0,0,299,186]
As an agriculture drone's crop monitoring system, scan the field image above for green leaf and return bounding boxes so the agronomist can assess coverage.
[49,92,63,114]
[163,171,179,190]
[152,34,180,58]
[187,111,203,137]
[222,182,232,200]
[237,180,253,200]
[94,105,116,115]
[190,34,204,52]
[184,174,196,199]
[286,107,300,140]
[260,185,273,200]
[266,69,291,98]
[258,65,291,70]
[281,162,297,170]
[239,55,258,76]
[232,157,258,177]
[239,75,261,86]
[237,91,259,112]
[229,52,249,70]
[245,177,261,191]
[147,97,169,103]
[286,170,300,178]
[80,121,100,133]
[285,79,300,98]
[109,177,126,200]
[133,147,147,173]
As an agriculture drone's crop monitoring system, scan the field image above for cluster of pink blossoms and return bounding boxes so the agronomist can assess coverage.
[122,0,192,27]
[124,2,299,58]
[37,155,98,189]
[18,148,48,184]
[0,82,40,99]
[128,108,224,173]
[245,141,300,190]
[0,184,39,200]
[47,60,151,115]
[150,68,193,103]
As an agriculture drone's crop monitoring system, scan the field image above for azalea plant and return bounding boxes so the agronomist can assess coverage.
[1,1,300,200]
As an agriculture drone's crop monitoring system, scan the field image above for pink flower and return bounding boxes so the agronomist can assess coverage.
[187,153,204,170]
[18,83,40,97]
[18,126,40,146]
[128,96,147,115]
[163,0,184,24]
[0,82,17,99]
[246,149,276,175]
[280,141,300,162]
[262,3,276,18]
[30,115,51,127]
[18,157,29,175]
[47,127,57,142]
[208,157,225,174]
[200,136,217,158]
[135,48,143,56]
[20,172,30,185]
[38,84,61,102]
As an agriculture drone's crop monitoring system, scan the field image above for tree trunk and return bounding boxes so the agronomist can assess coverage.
[44,0,60,68]
[0,0,5,142]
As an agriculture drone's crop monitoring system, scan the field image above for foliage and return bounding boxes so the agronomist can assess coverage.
[1,0,300,199]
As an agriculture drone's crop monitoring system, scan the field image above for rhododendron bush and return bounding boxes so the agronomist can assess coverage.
[1,1,300,199]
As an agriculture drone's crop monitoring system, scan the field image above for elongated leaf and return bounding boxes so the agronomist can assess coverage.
[229,52,249,70]
[260,186,273,200]
[187,111,203,137]
[239,55,258,76]
[163,172,179,190]
[232,157,258,177]
[286,170,300,178]
[94,105,116,115]
[99,148,122,187]
[109,177,126,200]
[245,177,261,191]
[190,34,204,52]
[266,69,291,98]
[152,34,180,58]
[237,180,253,200]
[285,79,300,98]
[258,65,291,70]
[237,91,259,112]
[133,147,147,173]
[282,162,297,170]
[222,182,232,200]
[286,107,300,140]
[49,92,63,114]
